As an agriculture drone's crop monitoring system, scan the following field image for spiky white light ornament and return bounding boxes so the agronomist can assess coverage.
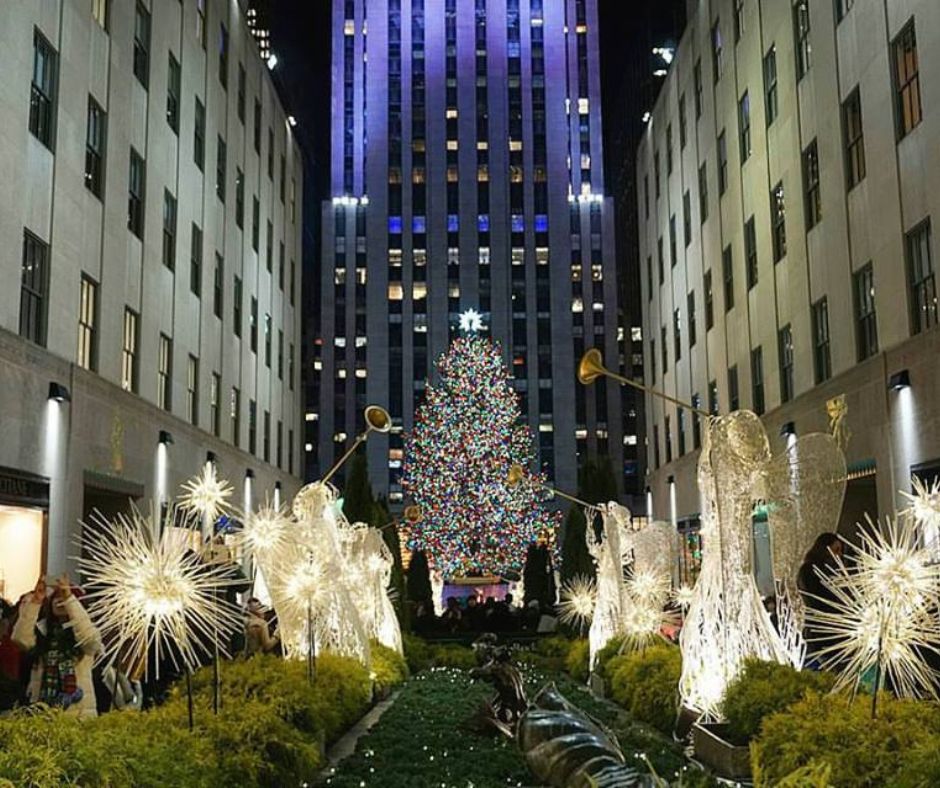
[558,575,597,631]
[178,462,233,524]
[78,504,242,678]
[622,569,677,649]
[672,584,695,610]
[901,476,940,558]
[236,499,292,559]
[805,514,940,699]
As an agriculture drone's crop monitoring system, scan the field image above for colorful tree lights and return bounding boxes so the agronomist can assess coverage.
[402,336,559,578]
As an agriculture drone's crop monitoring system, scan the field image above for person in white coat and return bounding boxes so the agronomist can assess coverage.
[13,575,103,718]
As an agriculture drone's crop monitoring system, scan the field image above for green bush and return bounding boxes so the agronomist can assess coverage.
[752,691,940,787]
[606,643,681,735]
[593,635,627,681]
[565,639,590,682]
[535,635,574,659]
[401,634,478,673]
[370,641,409,693]
[720,660,835,744]
[0,652,381,787]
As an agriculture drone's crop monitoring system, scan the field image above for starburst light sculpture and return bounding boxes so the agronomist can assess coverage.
[236,499,293,559]
[587,502,632,669]
[178,462,233,526]
[78,504,242,678]
[902,476,940,558]
[558,574,597,633]
[805,514,940,701]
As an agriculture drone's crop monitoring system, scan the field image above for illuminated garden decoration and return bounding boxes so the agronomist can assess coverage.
[402,336,560,577]
[587,502,632,669]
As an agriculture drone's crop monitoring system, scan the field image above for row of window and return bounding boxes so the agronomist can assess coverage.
[19,229,297,464]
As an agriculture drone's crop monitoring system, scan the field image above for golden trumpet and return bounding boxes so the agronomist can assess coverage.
[578,348,711,418]
[506,463,594,509]
[322,405,393,483]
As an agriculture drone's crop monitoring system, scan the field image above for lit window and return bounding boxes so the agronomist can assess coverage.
[389,250,403,267]
[313,360,323,371]
[631,326,643,341]
[305,442,314,452]
[414,249,427,266]
[337,369,347,379]
[478,247,491,265]
[446,108,458,119]
[591,265,603,281]
[624,434,638,446]
[413,283,427,300]
[334,337,347,347]
[575,428,588,439]
[447,140,458,151]
[478,165,489,181]
[344,20,354,34]
[578,98,589,114]
[448,247,459,265]
[355,369,367,379]
[304,412,317,422]
[334,268,346,284]
[536,248,549,265]
[356,268,367,284]
[477,141,488,150]
[572,297,584,313]
[593,302,604,312]
[509,140,523,151]
[388,283,403,300]
[511,248,525,265]
[448,284,460,298]
[539,424,554,433]
[333,432,347,443]
[571,265,582,281]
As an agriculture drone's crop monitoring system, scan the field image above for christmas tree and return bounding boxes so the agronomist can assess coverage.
[402,335,559,578]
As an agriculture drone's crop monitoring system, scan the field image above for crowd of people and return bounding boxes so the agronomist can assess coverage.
[0,573,282,718]
[412,594,560,637]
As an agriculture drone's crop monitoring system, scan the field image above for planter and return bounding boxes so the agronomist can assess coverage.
[692,722,752,781]
[674,705,700,742]
[589,673,606,698]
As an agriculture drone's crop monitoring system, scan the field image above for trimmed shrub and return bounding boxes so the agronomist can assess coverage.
[370,641,409,693]
[752,691,940,788]
[606,644,681,735]
[401,634,478,673]
[593,635,627,682]
[720,659,835,744]
[565,639,590,683]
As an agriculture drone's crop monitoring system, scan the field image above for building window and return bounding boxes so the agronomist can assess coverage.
[853,263,878,361]
[692,393,702,448]
[669,215,677,267]
[128,148,145,238]
[19,232,48,346]
[158,334,172,411]
[231,388,241,447]
[907,219,938,335]
[166,53,180,133]
[218,24,229,88]
[751,347,764,415]
[892,20,922,139]
[133,2,150,88]
[722,245,734,311]
[213,253,224,318]
[771,181,787,262]
[704,270,714,330]
[708,380,719,416]
[693,58,703,119]
[764,45,778,125]
[661,326,668,374]
[162,190,177,269]
[237,63,246,123]
[738,91,751,162]
[122,308,138,392]
[248,400,257,455]
[263,411,271,462]
[711,20,723,83]
[733,0,745,42]
[666,124,673,174]
[650,338,656,381]
[216,136,226,202]
[187,355,199,425]
[673,309,682,361]
[683,191,692,247]
[698,163,708,222]
[745,216,758,289]
[190,223,202,296]
[253,98,262,154]
[842,88,866,189]
[277,420,283,469]
[728,365,739,411]
[665,415,672,464]
[196,0,207,48]
[652,424,660,469]
[235,169,244,228]
[30,29,58,150]
[77,276,98,371]
[679,94,687,149]
[264,313,272,367]
[210,372,221,436]
[779,324,794,402]
[803,139,821,229]
[812,297,831,383]
[793,1,811,79]
[84,97,106,198]
[194,98,205,171]
[717,130,728,195]
[278,329,284,380]
[688,291,697,347]
[266,220,273,272]
[250,297,258,353]
[252,197,260,251]
[92,0,109,30]
[836,0,854,21]
[233,276,243,337]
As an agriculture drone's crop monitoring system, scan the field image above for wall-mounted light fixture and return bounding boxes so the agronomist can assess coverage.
[245,468,255,480]
[780,421,796,437]
[158,430,174,445]
[206,450,217,464]
[48,382,71,402]
[889,370,911,391]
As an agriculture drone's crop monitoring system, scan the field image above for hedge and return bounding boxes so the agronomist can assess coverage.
[605,643,681,735]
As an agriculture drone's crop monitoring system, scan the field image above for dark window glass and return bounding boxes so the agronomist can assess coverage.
[843,88,866,189]
[85,97,106,197]
[892,20,922,138]
[745,216,758,289]
[728,365,739,411]
[718,130,728,194]
[213,253,224,318]
[166,53,180,133]
[704,270,714,329]
[751,347,764,415]
[853,263,878,361]
[162,189,177,268]
[19,231,49,346]
[30,29,58,149]
[216,136,226,202]
[907,219,938,334]
[194,98,205,170]
[128,148,145,238]
[771,181,787,261]
[698,163,708,222]
[812,297,831,383]
[779,324,794,402]
[190,223,202,296]
[739,91,751,161]
[133,3,150,87]
[764,46,778,125]
[794,0,811,79]
[722,245,734,310]
[803,139,821,229]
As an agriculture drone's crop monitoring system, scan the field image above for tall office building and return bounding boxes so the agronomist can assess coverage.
[246,0,274,61]
[639,0,940,548]
[0,0,303,600]
[309,0,627,504]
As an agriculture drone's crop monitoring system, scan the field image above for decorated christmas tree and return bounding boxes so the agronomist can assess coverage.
[402,335,559,578]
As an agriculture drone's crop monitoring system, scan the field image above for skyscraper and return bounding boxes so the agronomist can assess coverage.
[309,0,626,504]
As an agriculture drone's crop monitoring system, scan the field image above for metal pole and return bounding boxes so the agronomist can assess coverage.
[321,433,368,484]
[600,367,711,419]
[185,669,194,731]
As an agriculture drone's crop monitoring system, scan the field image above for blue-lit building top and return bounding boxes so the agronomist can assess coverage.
[307,0,637,503]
